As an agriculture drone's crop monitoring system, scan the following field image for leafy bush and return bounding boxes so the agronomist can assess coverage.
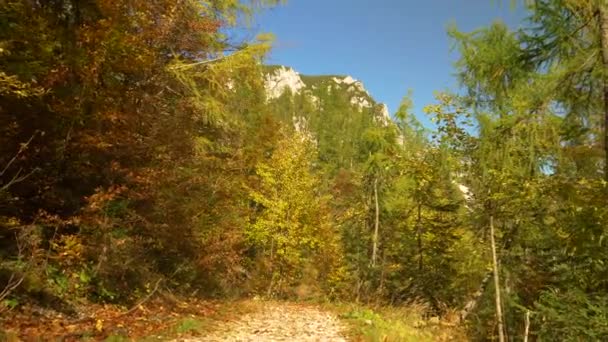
[535,290,608,341]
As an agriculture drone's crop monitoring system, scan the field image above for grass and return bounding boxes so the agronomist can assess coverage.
[174,317,205,334]
[326,302,468,342]
[150,299,261,340]
[104,335,129,342]
[0,329,20,342]
[96,313,212,341]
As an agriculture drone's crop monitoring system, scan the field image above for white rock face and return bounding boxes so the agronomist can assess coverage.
[397,134,405,146]
[333,75,375,111]
[264,66,305,99]
[308,94,320,108]
[375,103,391,126]
[350,96,371,109]
[332,76,357,85]
[372,104,391,126]
[380,104,390,119]
[458,184,472,201]
[333,76,369,96]
[264,66,384,113]
[292,116,317,146]
[355,83,369,95]
[293,115,307,133]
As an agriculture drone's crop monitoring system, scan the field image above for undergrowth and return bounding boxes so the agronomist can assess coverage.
[328,302,467,342]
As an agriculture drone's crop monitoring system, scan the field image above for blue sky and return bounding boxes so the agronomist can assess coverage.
[253,0,527,127]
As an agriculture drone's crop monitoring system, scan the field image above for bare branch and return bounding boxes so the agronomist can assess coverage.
[0,231,30,311]
[0,132,39,192]
[0,132,37,177]
[120,278,163,316]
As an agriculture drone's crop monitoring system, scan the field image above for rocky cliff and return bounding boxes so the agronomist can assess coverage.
[263,65,391,125]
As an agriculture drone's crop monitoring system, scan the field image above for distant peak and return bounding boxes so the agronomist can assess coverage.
[264,66,305,99]
[331,76,357,85]
[262,65,389,116]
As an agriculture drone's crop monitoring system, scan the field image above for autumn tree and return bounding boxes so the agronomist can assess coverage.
[247,128,341,298]
[0,0,277,303]
[447,3,608,338]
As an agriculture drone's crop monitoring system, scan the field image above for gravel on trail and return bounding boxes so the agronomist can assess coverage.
[176,302,348,342]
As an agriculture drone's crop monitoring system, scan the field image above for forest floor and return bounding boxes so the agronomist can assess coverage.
[176,301,347,341]
[1,297,465,341]
[1,297,348,341]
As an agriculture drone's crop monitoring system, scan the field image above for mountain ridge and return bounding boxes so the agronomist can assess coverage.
[262,65,390,124]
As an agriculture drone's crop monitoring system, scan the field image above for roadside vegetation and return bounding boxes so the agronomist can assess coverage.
[1,0,607,340]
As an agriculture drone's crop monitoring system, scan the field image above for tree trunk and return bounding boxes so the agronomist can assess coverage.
[523,310,530,342]
[460,271,492,321]
[356,221,362,302]
[461,221,520,322]
[490,215,505,342]
[599,4,608,181]
[371,177,380,267]
[377,254,386,305]
[266,238,275,297]
[417,203,423,272]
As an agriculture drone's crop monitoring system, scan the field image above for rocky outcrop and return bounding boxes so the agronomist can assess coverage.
[263,65,388,114]
[264,66,305,99]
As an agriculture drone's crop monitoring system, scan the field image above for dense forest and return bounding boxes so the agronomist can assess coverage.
[1,0,607,340]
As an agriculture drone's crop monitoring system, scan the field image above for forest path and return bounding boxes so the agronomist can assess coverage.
[177,301,348,342]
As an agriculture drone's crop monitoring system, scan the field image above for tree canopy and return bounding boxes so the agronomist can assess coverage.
[1,1,606,340]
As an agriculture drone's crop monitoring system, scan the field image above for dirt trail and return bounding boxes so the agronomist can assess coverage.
[178,302,348,342]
